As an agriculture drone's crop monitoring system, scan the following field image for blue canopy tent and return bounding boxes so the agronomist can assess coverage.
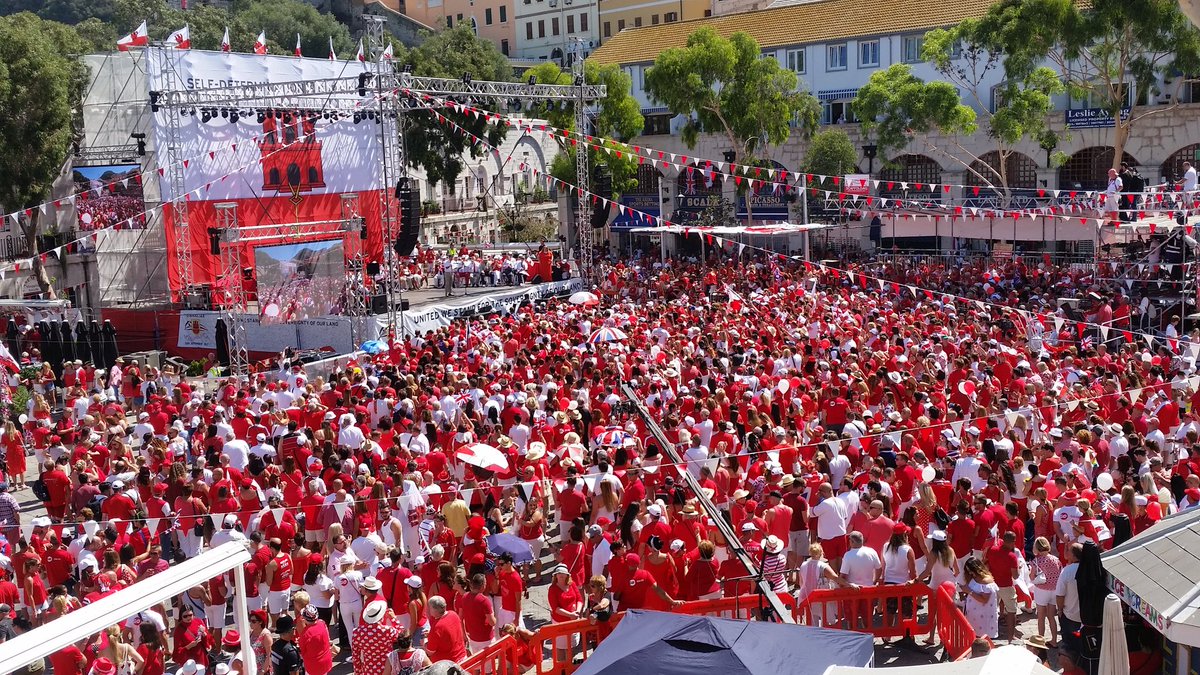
[572,610,875,675]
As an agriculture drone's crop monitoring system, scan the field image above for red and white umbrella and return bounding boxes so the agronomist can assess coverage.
[593,426,628,446]
[456,443,509,472]
[569,291,600,306]
[587,326,628,343]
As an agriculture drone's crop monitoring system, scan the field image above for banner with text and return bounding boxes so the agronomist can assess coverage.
[399,279,582,336]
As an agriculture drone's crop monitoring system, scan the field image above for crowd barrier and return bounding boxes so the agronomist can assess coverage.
[460,583,979,675]
[793,582,935,641]
[933,581,978,661]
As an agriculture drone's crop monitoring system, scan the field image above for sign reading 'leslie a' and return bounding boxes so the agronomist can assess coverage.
[1065,107,1132,129]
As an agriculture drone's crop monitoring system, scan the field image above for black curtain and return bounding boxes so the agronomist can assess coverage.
[74,322,90,366]
[1077,542,1106,674]
[101,320,118,371]
[4,320,17,362]
[58,320,74,364]
[214,319,230,367]
[88,321,102,370]
[45,322,62,381]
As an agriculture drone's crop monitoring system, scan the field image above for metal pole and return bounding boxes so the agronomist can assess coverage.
[619,384,795,623]
[233,565,256,675]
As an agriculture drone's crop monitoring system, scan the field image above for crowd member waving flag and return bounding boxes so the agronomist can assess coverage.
[116,20,148,51]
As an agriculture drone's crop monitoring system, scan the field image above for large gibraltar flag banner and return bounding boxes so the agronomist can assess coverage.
[146,48,386,301]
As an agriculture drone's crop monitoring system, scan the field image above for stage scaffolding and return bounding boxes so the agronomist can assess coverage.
[151,44,605,378]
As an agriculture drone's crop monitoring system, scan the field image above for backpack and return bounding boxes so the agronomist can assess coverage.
[30,479,50,502]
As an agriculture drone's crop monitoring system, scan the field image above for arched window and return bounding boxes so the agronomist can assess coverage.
[268,167,281,187]
[1057,147,1137,192]
[964,151,1039,189]
[878,154,942,197]
[1161,144,1200,183]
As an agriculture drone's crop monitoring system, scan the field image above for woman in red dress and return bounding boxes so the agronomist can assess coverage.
[171,605,211,668]
[2,422,25,489]
[642,536,679,612]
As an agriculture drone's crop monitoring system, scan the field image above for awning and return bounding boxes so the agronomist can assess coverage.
[817,88,859,101]
[628,221,834,235]
[1102,506,1200,646]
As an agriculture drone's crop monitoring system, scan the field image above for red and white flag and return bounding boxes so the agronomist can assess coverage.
[725,285,746,313]
[355,38,365,62]
[253,30,268,55]
[167,24,190,49]
[328,36,336,60]
[294,33,302,57]
[220,26,231,52]
[116,20,149,51]
[380,43,393,61]
[0,342,18,374]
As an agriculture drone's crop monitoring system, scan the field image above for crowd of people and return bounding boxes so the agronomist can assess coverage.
[386,245,567,291]
[76,195,147,232]
[0,246,1193,675]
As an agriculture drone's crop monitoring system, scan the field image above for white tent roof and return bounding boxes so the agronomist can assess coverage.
[822,646,1056,675]
[0,541,250,674]
[628,222,834,235]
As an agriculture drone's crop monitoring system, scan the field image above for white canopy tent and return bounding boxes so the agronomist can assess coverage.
[822,646,1056,675]
[0,541,254,675]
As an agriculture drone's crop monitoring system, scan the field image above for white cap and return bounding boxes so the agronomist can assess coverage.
[646,504,663,517]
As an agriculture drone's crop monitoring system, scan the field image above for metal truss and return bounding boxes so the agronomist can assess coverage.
[215,203,249,378]
[156,48,196,299]
[73,144,142,166]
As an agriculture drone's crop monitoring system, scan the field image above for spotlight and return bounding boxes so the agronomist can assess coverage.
[353,112,362,124]
[402,63,413,73]
[131,132,147,156]
[220,108,229,118]
[574,75,583,86]
[528,75,537,86]
[462,72,472,85]
[201,109,212,123]
[149,91,160,112]
[229,110,239,124]
[257,111,266,124]
[358,72,371,97]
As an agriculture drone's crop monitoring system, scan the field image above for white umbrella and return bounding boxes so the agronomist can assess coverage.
[455,443,509,472]
[1098,593,1129,675]
[569,291,600,306]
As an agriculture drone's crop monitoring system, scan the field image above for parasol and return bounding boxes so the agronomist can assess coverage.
[456,443,509,472]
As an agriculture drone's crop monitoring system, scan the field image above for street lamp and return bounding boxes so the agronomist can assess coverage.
[862,143,878,175]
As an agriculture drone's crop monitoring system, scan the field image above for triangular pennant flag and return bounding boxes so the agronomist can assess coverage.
[210,513,225,529]
[147,517,160,535]
[950,420,964,437]
[1067,400,1079,412]
[332,500,349,520]
[271,507,285,524]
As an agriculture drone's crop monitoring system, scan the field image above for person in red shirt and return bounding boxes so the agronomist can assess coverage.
[459,573,497,653]
[424,596,467,664]
[945,501,976,561]
[296,604,336,675]
[40,458,73,521]
[618,554,682,610]
[48,643,87,675]
[984,531,1021,642]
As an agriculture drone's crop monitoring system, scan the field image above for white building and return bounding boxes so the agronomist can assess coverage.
[512,0,601,63]
[587,0,1200,256]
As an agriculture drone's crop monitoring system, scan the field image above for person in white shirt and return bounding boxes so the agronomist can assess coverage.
[337,414,365,450]
[953,452,986,491]
[812,483,850,567]
[1183,161,1198,192]
[250,434,276,462]
[839,531,882,598]
[1055,543,1082,637]
[683,435,711,481]
[222,431,250,472]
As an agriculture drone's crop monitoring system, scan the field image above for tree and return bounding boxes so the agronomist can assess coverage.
[227,0,355,57]
[853,24,1063,206]
[0,13,91,297]
[803,129,859,177]
[527,61,644,200]
[645,27,819,222]
[972,0,1200,170]
[401,26,511,195]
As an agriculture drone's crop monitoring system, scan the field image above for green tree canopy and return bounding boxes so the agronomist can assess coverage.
[401,26,512,192]
[803,129,859,178]
[0,13,91,295]
[527,61,644,198]
[644,27,819,162]
[971,0,1200,169]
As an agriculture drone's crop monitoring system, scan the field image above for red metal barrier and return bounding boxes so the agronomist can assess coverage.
[793,582,934,641]
[933,581,977,661]
[461,635,524,675]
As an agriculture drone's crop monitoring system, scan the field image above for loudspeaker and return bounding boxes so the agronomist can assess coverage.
[366,261,381,276]
[371,294,388,314]
[394,188,421,257]
[591,169,612,228]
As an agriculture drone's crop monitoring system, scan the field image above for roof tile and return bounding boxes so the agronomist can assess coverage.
[590,0,995,65]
